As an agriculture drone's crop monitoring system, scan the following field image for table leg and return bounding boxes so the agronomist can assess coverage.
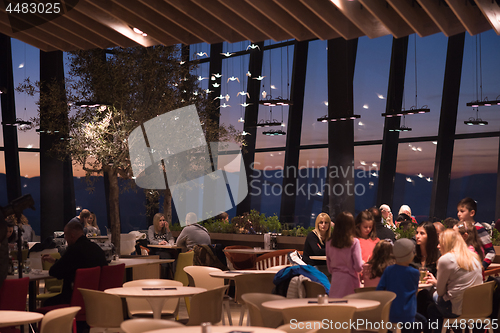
[146,298,166,320]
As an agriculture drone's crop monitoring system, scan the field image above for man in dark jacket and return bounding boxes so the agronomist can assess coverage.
[369,207,396,243]
[42,221,107,305]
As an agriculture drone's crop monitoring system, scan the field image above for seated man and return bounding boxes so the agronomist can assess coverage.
[68,209,91,232]
[42,221,107,306]
[176,212,211,252]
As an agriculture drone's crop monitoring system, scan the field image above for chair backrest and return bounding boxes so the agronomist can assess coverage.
[40,306,81,333]
[42,253,63,293]
[241,292,286,328]
[79,288,124,329]
[303,280,327,298]
[255,249,294,270]
[461,281,495,318]
[183,266,225,290]
[281,305,357,333]
[120,318,184,333]
[99,263,125,291]
[123,279,183,317]
[233,273,276,304]
[174,251,194,286]
[277,321,322,333]
[344,290,397,333]
[187,286,228,326]
[224,245,256,270]
[70,266,101,321]
[0,277,29,310]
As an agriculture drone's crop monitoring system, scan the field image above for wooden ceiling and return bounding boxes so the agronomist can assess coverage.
[1,0,499,52]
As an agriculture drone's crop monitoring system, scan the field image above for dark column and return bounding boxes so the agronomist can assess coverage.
[376,37,409,208]
[279,40,309,225]
[429,33,465,221]
[237,42,264,216]
[40,50,75,240]
[0,34,22,203]
[326,38,358,218]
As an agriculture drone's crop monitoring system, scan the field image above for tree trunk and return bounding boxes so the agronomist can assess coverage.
[104,166,121,255]
[163,185,172,224]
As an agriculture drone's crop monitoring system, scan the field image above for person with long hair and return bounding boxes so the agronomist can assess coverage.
[363,240,395,287]
[426,229,482,332]
[326,211,363,298]
[303,212,332,266]
[355,210,380,263]
[454,221,484,261]
[147,213,174,245]
[414,221,440,277]
[84,212,101,237]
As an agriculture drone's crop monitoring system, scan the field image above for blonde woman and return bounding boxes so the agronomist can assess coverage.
[303,212,332,266]
[425,228,482,331]
[84,212,101,236]
[148,213,174,245]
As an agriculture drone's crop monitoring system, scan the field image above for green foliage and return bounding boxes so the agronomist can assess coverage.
[492,228,500,246]
[203,220,236,234]
[260,214,281,233]
[394,223,417,240]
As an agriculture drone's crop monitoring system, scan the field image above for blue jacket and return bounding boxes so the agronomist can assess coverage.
[273,265,331,294]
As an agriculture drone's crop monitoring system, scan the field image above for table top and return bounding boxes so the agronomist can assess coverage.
[309,256,326,260]
[224,248,275,254]
[147,244,180,249]
[105,286,206,298]
[0,311,44,328]
[6,270,51,281]
[209,270,277,279]
[109,258,174,267]
[145,326,287,333]
[262,298,380,311]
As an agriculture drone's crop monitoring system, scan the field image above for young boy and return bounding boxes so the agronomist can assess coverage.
[457,197,495,269]
[377,238,422,332]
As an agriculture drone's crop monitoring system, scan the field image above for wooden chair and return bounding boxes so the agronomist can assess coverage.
[281,305,357,333]
[37,252,63,306]
[440,281,496,333]
[186,286,228,326]
[233,272,276,325]
[344,290,396,333]
[255,249,294,270]
[79,288,125,333]
[241,292,285,328]
[39,306,81,333]
[303,280,327,298]
[173,251,194,313]
[277,321,322,333]
[120,318,184,333]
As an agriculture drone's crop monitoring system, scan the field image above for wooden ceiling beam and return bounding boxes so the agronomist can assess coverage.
[299,0,363,40]
[109,0,202,45]
[273,0,340,40]
[474,0,500,35]
[192,0,267,43]
[243,0,315,41]
[218,0,290,41]
[87,0,176,46]
[0,20,55,52]
[163,0,245,43]
[70,0,158,47]
[386,0,440,37]
[359,0,415,39]
[138,0,222,44]
[417,0,466,37]
[329,0,391,39]
[445,0,492,35]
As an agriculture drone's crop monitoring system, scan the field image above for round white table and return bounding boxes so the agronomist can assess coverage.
[309,255,326,260]
[262,298,380,312]
[0,310,44,328]
[105,286,206,319]
[223,248,276,254]
[144,326,287,333]
[147,244,180,249]
[209,270,276,279]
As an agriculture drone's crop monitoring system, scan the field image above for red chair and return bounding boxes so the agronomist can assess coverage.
[98,264,125,291]
[36,266,101,322]
[0,277,30,333]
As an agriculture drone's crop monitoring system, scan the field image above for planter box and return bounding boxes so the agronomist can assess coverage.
[171,231,305,251]
[494,246,500,263]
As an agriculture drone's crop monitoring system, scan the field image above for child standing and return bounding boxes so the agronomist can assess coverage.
[377,238,422,332]
[355,210,380,263]
[326,211,363,298]
[457,197,495,269]
[363,240,395,288]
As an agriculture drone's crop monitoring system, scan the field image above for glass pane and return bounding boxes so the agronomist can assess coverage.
[354,145,382,213]
[222,41,250,53]
[354,35,393,141]
[190,43,211,61]
[18,152,40,236]
[0,152,6,208]
[447,137,498,223]
[456,31,500,135]
[250,152,284,218]
[399,34,447,138]
[393,141,437,222]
